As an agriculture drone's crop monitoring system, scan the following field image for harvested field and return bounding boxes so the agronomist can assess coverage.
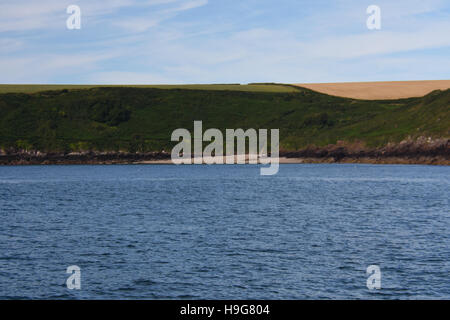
[294,80,450,100]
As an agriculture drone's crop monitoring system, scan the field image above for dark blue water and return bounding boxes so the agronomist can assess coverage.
[0,164,449,299]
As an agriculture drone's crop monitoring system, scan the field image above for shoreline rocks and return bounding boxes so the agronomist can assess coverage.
[1,138,448,166]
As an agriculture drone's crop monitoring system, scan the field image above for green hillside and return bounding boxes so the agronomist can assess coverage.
[0,85,448,153]
[0,83,298,94]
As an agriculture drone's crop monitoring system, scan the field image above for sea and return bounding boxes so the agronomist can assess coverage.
[0,164,448,299]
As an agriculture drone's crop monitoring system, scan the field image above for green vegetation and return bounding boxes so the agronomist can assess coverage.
[0,85,448,153]
[0,83,298,94]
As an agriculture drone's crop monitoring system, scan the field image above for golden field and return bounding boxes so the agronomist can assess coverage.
[295,80,450,100]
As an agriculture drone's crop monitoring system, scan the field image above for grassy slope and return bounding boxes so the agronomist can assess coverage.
[0,84,298,94]
[0,85,448,153]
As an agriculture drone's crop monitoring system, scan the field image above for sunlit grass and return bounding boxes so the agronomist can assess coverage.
[0,84,299,94]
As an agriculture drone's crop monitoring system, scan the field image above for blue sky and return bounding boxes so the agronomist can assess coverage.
[1,0,449,84]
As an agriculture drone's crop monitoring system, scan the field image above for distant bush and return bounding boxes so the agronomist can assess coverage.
[90,101,131,126]
[15,140,33,151]
[303,112,335,128]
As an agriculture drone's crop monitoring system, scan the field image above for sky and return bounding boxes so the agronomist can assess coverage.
[0,0,449,84]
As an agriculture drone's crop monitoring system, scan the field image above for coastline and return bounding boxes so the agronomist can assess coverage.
[1,157,448,166]
[1,143,448,166]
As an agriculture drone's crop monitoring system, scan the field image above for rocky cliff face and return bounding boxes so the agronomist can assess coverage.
[281,137,450,165]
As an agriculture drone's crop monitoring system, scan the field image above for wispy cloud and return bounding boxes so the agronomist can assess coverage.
[0,0,208,32]
[112,0,208,32]
[169,0,208,12]
[88,71,177,84]
[0,0,449,84]
[301,21,450,59]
